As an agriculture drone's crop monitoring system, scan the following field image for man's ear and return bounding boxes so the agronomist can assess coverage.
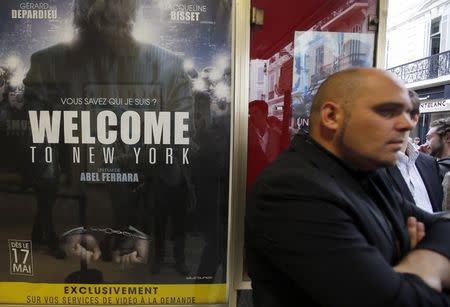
[444,132,450,144]
[320,101,342,131]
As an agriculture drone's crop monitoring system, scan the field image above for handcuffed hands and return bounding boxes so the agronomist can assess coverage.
[112,238,149,269]
[63,234,101,264]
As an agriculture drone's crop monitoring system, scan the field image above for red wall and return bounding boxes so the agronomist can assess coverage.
[250,0,347,59]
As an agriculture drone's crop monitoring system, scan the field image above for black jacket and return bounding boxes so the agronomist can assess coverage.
[246,134,450,307]
[385,153,443,212]
[439,157,450,177]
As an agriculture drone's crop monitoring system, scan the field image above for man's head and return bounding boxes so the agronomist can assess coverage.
[426,118,450,158]
[73,0,137,40]
[309,68,413,171]
[398,89,421,152]
[249,100,269,130]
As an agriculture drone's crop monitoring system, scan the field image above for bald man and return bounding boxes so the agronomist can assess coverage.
[246,68,450,306]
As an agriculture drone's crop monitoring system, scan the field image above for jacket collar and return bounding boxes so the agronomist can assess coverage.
[289,133,374,182]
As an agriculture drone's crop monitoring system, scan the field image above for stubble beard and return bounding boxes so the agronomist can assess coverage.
[337,112,395,170]
[336,109,360,166]
[430,141,444,158]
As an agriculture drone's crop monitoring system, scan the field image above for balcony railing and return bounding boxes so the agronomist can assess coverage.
[387,50,450,84]
[310,53,368,85]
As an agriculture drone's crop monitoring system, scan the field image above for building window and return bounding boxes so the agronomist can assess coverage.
[315,46,324,73]
[430,17,441,55]
[352,24,362,33]
[269,74,275,89]
[344,39,361,66]
[257,67,265,83]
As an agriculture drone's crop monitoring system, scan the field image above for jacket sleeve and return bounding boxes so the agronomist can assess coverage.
[246,180,450,307]
[405,201,450,259]
[384,168,450,259]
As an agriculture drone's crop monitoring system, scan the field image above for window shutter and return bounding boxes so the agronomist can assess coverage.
[424,20,431,56]
[441,15,448,51]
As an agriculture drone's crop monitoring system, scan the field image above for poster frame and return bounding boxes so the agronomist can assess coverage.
[228,0,252,297]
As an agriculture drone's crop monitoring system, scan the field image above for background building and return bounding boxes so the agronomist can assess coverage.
[386,0,450,141]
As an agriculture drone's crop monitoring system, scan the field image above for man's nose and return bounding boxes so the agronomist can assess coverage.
[397,112,414,131]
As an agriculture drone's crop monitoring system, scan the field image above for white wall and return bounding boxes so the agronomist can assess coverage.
[386,0,450,68]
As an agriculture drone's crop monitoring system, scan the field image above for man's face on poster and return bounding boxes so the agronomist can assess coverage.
[74,0,136,38]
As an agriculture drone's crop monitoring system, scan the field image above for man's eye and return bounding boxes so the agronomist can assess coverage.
[376,109,397,118]
[426,133,438,141]
[373,104,408,118]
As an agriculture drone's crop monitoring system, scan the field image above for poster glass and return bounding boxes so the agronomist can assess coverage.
[0,0,231,305]
[292,31,375,128]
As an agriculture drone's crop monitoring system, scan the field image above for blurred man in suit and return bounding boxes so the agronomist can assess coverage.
[384,90,443,212]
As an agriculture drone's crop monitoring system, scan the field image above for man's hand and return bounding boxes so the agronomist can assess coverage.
[112,239,149,269]
[407,216,425,249]
[418,143,431,154]
[63,234,101,264]
[394,249,450,292]
[395,217,450,292]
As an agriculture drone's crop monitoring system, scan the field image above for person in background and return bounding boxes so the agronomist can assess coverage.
[246,100,281,189]
[413,137,421,149]
[420,117,450,177]
[384,89,443,212]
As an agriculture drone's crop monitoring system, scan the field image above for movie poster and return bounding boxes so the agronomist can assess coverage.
[291,31,375,129]
[0,0,231,305]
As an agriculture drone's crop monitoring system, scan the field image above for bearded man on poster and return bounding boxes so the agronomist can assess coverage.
[23,0,194,273]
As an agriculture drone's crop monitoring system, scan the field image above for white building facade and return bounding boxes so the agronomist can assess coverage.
[387,0,449,69]
[386,0,450,141]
